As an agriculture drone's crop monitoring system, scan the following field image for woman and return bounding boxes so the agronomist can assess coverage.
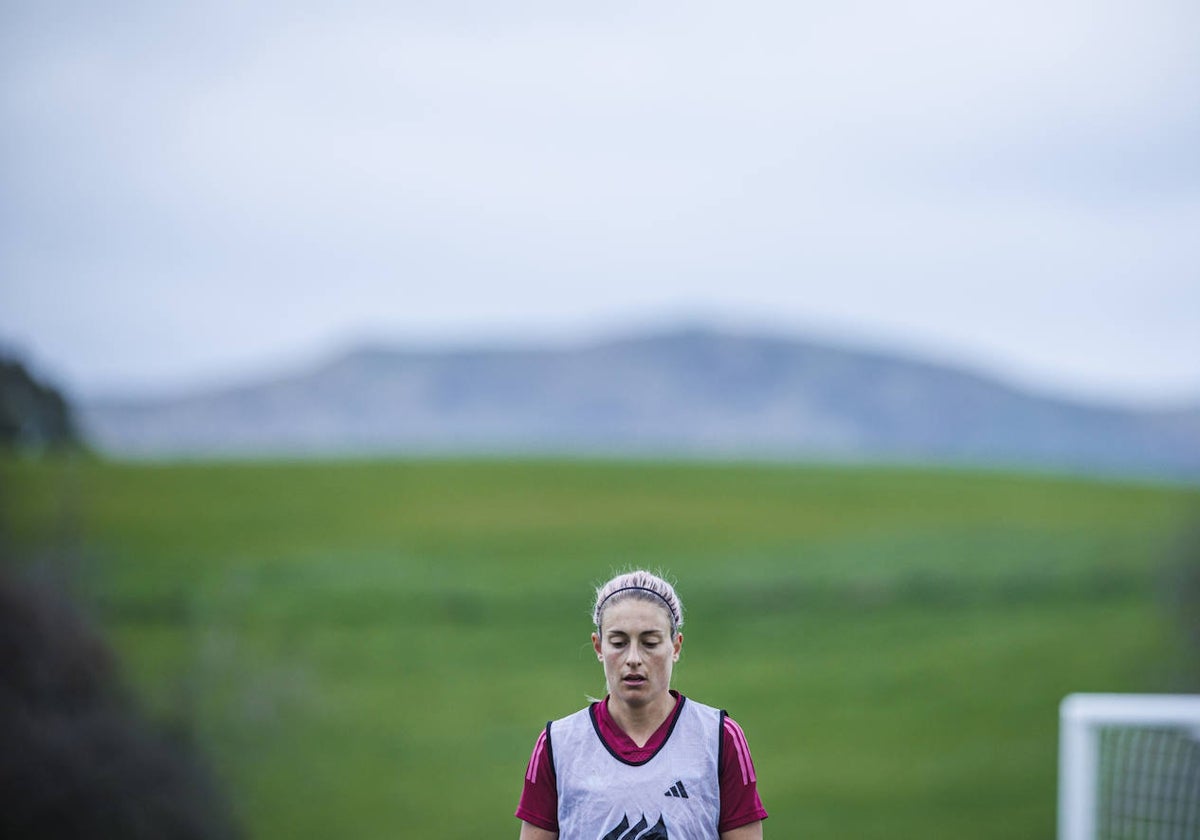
[516,570,767,839]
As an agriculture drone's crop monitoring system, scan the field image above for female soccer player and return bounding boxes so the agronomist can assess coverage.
[516,570,767,839]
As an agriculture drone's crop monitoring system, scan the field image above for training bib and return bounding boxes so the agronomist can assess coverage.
[549,697,723,840]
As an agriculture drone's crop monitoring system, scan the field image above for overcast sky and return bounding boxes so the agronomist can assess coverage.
[2,1,1198,405]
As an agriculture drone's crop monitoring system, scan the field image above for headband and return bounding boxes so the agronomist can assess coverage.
[596,586,678,627]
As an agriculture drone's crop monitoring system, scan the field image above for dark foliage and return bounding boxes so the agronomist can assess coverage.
[0,357,80,451]
[0,575,240,840]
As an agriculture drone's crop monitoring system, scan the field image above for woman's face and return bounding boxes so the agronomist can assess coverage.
[592,597,682,710]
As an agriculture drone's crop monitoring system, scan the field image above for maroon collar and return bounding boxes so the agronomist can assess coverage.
[590,690,685,766]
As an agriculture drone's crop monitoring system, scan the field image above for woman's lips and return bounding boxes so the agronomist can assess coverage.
[622,675,647,685]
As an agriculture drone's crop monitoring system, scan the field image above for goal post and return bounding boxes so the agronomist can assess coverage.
[1058,693,1200,840]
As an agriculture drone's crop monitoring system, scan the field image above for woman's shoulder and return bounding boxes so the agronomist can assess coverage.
[676,695,760,753]
[549,701,600,730]
[677,693,725,721]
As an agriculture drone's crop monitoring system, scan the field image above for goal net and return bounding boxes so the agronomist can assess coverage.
[1058,693,1200,840]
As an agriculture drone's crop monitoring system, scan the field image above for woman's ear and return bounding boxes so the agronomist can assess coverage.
[672,632,683,661]
[592,631,602,659]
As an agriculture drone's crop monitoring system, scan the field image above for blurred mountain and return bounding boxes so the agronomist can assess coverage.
[80,327,1200,478]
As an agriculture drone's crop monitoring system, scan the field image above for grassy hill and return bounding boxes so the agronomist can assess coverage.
[4,456,1198,838]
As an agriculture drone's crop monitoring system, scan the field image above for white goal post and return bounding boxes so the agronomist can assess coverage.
[1058,693,1200,840]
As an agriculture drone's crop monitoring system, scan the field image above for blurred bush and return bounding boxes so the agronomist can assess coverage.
[0,571,240,840]
[0,355,81,453]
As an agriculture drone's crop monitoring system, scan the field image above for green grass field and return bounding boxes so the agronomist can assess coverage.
[4,456,1198,838]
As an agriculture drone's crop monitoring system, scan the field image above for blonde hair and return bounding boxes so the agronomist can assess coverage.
[592,570,683,637]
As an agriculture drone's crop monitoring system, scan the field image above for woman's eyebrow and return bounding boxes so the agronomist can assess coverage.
[606,629,664,639]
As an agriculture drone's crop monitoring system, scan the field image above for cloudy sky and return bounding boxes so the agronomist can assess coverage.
[2,0,1198,405]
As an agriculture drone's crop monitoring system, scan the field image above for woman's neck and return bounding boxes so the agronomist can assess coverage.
[606,690,677,748]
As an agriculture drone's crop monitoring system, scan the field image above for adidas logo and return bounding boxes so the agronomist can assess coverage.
[664,780,689,799]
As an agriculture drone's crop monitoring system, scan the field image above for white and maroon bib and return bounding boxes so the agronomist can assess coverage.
[549,697,723,840]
